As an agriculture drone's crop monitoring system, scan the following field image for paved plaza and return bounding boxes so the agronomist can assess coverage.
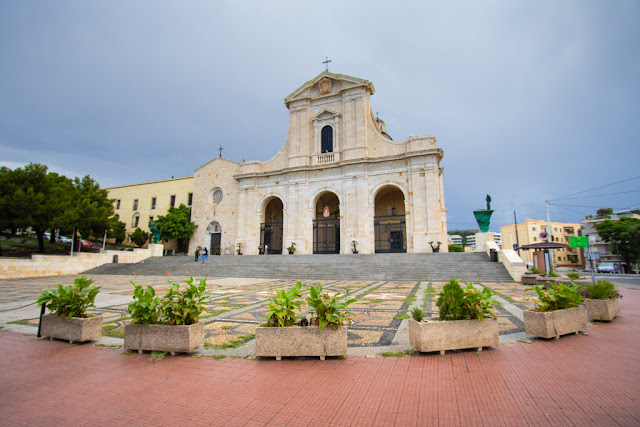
[1,272,639,425]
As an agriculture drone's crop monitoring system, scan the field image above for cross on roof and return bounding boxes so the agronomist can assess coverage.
[323,57,332,72]
[218,145,224,158]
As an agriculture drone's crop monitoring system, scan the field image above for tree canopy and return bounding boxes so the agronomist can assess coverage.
[596,208,614,219]
[595,217,640,270]
[0,163,117,253]
[129,228,149,248]
[154,204,197,253]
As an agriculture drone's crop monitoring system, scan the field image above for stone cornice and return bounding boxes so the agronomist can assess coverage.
[233,149,444,181]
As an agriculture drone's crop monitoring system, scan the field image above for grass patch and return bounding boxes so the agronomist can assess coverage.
[381,351,405,358]
[394,314,410,320]
[8,318,29,325]
[206,334,255,350]
[220,325,232,330]
[122,349,135,355]
[150,351,167,362]
[211,355,226,360]
[102,324,125,338]
[380,349,418,358]
[200,310,229,319]
[368,299,384,304]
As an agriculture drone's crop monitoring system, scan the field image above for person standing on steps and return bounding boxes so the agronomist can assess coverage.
[194,248,200,263]
[202,247,208,264]
[264,244,269,255]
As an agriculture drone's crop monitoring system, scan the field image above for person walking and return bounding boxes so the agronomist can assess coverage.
[264,244,269,255]
[202,247,208,264]
[194,248,200,263]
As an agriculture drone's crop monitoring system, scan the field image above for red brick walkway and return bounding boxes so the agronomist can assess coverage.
[2,291,639,426]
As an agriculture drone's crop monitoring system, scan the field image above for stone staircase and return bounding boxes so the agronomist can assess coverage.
[86,252,514,282]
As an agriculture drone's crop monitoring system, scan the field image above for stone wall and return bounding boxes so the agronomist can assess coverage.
[0,244,163,279]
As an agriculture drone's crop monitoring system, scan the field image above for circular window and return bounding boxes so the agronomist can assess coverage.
[212,188,223,204]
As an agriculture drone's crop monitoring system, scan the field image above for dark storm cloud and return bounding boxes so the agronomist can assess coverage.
[1,0,638,230]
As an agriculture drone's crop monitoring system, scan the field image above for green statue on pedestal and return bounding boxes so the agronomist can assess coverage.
[473,194,494,233]
[148,220,161,244]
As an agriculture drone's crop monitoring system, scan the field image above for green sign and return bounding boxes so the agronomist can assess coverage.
[569,236,588,248]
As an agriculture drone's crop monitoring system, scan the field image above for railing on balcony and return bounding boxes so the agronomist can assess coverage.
[317,153,334,164]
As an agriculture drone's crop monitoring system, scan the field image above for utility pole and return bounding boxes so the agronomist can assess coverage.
[546,200,554,273]
[513,211,521,256]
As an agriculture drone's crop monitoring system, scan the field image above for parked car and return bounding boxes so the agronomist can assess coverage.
[80,239,93,248]
[597,262,621,274]
[57,236,72,243]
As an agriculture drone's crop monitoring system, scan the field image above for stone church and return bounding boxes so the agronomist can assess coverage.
[190,71,448,255]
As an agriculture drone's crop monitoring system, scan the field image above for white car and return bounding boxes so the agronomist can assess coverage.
[57,236,72,243]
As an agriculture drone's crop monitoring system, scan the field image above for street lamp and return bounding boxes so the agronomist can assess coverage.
[615,240,623,274]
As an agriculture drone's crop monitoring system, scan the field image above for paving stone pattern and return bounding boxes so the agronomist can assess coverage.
[2,273,538,351]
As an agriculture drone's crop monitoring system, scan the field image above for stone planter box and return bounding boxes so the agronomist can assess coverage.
[523,306,587,339]
[585,298,620,321]
[408,318,499,355]
[40,314,102,343]
[255,325,347,360]
[124,323,205,355]
[521,274,539,285]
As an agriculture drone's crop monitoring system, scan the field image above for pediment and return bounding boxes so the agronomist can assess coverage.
[284,71,375,108]
[313,109,341,121]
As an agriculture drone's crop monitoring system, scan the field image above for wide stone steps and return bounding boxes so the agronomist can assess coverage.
[86,252,514,282]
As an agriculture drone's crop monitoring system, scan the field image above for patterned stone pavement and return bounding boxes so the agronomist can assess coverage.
[0,274,539,353]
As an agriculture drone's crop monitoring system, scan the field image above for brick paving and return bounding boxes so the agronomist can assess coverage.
[0,280,639,425]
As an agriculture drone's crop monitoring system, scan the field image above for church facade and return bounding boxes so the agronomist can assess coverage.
[190,71,448,255]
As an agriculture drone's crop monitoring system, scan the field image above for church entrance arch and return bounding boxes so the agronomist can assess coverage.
[313,192,340,254]
[374,186,407,253]
[261,197,283,255]
[206,221,222,255]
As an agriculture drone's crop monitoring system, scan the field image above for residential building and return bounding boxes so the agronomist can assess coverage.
[581,209,640,268]
[501,219,583,268]
[107,176,194,248]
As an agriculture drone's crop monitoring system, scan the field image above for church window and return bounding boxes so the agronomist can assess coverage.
[133,214,140,228]
[151,197,156,210]
[133,199,138,210]
[321,126,333,153]
[170,195,176,208]
[116,199,121,209]
[188,193,193,206]
[212,189,223,204]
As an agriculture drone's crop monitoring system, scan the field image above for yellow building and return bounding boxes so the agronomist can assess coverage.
[501,219,583,268]
[106,176,194,248]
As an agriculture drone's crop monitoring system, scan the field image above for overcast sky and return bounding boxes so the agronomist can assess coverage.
[1,1,638,232]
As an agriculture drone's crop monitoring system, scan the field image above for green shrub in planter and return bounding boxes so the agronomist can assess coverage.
[437,278,501,321]
[582,280,621,300]
[306,283,357,330]
[528,283,583,312]
[37,276,101,318]
[265,282,303,327]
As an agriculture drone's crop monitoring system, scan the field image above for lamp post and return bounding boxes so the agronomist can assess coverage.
[615,240,623,274]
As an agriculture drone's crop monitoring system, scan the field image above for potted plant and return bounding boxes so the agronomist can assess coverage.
[124,276,210,355]
[524,282,587,339]
[255,282,357,360]
[581,280,621,321]
[36,276,103,343]
[236,243,242,255]
[351,240,358,254]
[409,278,501,354]
[286,242,297,255]
[429,241,441,253]
[214,245,221,255]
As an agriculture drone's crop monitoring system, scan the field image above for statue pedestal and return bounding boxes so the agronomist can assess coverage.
[474,232,495,253]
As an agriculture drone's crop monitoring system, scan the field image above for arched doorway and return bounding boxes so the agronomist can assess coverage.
[313,192,340,254]
[207,221,222,255]
[261,197,283,255]
[374,186,406,253]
